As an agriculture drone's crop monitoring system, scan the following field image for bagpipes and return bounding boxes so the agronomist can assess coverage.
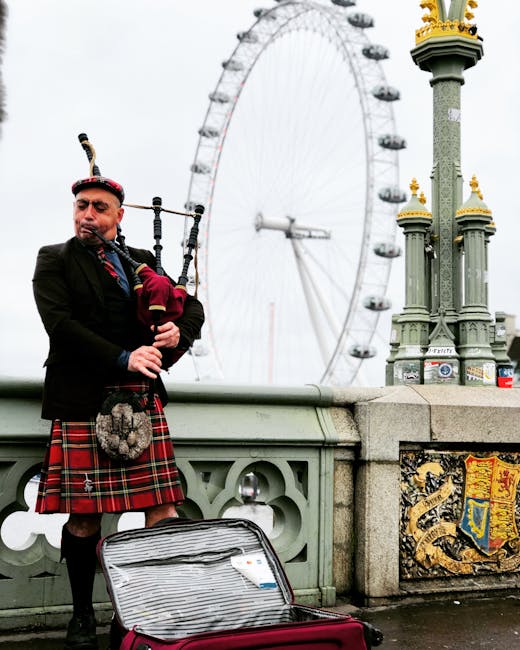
[77,132,204,365]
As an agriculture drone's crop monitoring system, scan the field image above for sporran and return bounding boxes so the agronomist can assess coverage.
[95,390,152,461]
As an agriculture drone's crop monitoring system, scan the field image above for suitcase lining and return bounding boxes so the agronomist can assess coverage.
[102,521,341,641]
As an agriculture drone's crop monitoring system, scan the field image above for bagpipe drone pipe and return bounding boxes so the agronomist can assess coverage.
[77,132,204,367]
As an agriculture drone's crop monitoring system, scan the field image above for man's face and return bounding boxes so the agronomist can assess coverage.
[73,187,124,244]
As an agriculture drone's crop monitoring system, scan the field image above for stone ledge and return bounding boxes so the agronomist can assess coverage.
[411,386,520,443]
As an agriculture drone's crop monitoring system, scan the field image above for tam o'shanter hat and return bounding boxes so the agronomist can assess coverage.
[73,133,125,204]
[72,176,125,204]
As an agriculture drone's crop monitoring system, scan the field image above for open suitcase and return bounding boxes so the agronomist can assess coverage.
[98,518,383,650]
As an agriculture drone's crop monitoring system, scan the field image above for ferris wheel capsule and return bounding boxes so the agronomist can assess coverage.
[222,59,244,72]
[363,295,392,311]
[237,31,259,43]
[209,91,231,104]
[378,186,407,203]
[347,13,374,28]
[254,8,277,20]
[372,85,400,101]
[190,162,211,175]
[349,344,377,359]
[362,44,390,60]
[378,134,407,150]
[373,242,402,258]
[199,126,220,138]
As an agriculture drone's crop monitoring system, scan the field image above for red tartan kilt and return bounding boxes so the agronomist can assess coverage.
[36,380,184,514]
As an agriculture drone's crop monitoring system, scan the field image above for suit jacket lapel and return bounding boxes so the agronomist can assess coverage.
[67,237,105,306]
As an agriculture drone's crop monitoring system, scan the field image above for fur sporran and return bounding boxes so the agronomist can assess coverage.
[95,390,152,461]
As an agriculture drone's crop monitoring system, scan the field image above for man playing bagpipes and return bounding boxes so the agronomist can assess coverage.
[32,172,204,650]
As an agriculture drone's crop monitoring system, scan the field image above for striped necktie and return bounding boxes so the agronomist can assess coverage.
[96,245,123,287]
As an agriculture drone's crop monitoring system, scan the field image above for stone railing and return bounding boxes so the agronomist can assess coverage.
[2,378,520,631]
[0,378,360,630]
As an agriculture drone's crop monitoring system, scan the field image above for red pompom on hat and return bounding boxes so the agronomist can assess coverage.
[72,176,125,204]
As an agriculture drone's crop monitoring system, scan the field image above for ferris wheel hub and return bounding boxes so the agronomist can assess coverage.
[255,213,331,239]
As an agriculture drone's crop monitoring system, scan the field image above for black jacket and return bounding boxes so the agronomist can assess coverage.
[33,237,204,420]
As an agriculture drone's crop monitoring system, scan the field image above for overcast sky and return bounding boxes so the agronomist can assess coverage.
[0,0,518,387]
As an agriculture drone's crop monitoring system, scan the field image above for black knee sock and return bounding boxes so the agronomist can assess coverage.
[61,524,101,617]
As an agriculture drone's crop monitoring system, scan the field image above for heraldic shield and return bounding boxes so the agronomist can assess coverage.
[459,455,520,556]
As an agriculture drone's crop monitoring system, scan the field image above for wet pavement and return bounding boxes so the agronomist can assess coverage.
[337,596,520,649]
[0,595,518,649]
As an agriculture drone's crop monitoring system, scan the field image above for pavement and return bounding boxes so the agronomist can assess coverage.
[0,595,518,649]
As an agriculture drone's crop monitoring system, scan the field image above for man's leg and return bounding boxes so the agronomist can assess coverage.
[62,513,102,650]
[106,504,179,649]
[144,503,178,528]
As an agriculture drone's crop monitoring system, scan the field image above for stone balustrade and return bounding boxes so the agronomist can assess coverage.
[1,378,520,631]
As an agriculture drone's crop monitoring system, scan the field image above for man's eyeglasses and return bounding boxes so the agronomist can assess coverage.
[75,199,112,213]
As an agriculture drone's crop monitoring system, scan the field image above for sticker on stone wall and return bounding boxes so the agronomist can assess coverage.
[448,108,461,122]
[400,450,520,579]
[483,362,496,385]
[427,346,456,357]
[465,362,496,385]
[394,360,421,384]
[424,360,459,384]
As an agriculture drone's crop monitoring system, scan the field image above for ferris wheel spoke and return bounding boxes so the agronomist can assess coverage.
[299,241,351,301]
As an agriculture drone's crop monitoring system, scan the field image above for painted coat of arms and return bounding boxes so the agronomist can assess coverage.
[460,455,520,556]
[401,451,520,579]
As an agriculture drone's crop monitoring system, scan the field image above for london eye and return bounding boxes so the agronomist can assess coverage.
[186,0,406,385]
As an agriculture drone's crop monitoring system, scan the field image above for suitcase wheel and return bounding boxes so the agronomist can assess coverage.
[135,644,152,650]
[363,621,384,648]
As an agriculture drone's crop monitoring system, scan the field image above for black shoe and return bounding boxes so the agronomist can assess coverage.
[64,611,98,649]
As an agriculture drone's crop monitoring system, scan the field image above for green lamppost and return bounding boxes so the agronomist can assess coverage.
[389,1,513,386]
[455,176,496,383]
[393,180,432,384]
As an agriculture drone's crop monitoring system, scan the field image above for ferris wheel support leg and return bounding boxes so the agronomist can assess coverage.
[291,239,343,338]
[291,238,338,367]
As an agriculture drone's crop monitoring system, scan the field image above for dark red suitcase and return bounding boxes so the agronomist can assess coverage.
[98,518,383,649]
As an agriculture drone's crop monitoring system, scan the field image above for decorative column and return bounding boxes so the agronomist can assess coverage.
[386,1,513,386]
[392,180,432,385]
[385,314,400,386]
[455,176,496,384]
[492,312,515,388]
[412,2,482,325]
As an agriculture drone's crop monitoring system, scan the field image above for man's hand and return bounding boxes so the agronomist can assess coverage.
[152,321,181,349]
[128,345,163,378]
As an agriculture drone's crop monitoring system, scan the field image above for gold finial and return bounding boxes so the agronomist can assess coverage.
[416,0,478,44]
[397,180,431,220]
[420,0,439,22]
[456,173,492,217]
[465,1,478,21]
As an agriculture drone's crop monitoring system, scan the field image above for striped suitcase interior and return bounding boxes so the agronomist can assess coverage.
[100,519,344,641]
